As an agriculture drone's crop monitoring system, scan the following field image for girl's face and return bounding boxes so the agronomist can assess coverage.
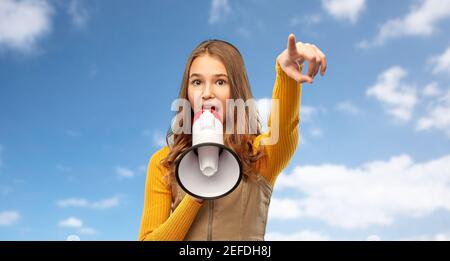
[187,54,231,122]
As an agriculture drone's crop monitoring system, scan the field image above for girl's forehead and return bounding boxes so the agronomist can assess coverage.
[189,55,228,76]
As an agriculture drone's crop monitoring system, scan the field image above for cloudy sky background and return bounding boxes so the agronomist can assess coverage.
[1,0,450,240]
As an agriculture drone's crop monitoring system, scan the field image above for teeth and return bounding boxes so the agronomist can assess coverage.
[203,105,216,111]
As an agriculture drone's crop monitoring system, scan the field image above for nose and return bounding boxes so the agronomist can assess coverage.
[202,83,215,100]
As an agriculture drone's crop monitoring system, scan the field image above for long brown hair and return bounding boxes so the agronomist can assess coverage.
[161,39,265,186]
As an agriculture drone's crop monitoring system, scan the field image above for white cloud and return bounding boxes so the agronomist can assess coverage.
[236,27,251,38]
[301,105,320,122]
[56,164,72,172]
[310,127,323,138]
[66,234,81,241]
[152,132,166,147]
[0,0,53,53]
[59,217,82,228]
[366,66,417,121]
[321,0,366,23]
[359,0,450,47]
[90,196,119,209]
[290,14,322,27]
[0,185,13,195]
[336,100,360,115]
[422,82,441,97]
[208,0,231,24]
[115,166,134,178]
[59,217,96,235]
[78,227,96,235]
[272,153,450,229]
[142,130,166,147]
[68,0,88,28]
[57,196,119,209]
[58,198,88,207]
[430,46,450,75]
[402,232,450,241]
[269,198,303,220]
[416,89,450,136]
[0,210,20,226]
[66,130,80,137]
[366,234,382,241]
[266,230,330,241]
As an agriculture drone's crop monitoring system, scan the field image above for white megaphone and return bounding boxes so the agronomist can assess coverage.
[175,107,243,200]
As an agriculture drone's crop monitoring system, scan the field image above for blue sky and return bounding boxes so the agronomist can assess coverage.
[1,0,450,241]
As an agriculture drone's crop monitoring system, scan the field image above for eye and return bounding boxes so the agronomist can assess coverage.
[216,79,227,86]
[191,79,201,86]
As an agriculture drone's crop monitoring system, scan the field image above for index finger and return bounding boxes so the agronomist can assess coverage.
[287,34,297,57]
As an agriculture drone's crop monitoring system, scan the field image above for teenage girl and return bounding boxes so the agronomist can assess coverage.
[139,34,327,240]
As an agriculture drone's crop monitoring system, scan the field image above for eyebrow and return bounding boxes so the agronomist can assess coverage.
[189,73,228,79]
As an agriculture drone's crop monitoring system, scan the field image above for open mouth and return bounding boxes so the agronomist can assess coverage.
[198,103,223,122]
[202,105,217,112]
